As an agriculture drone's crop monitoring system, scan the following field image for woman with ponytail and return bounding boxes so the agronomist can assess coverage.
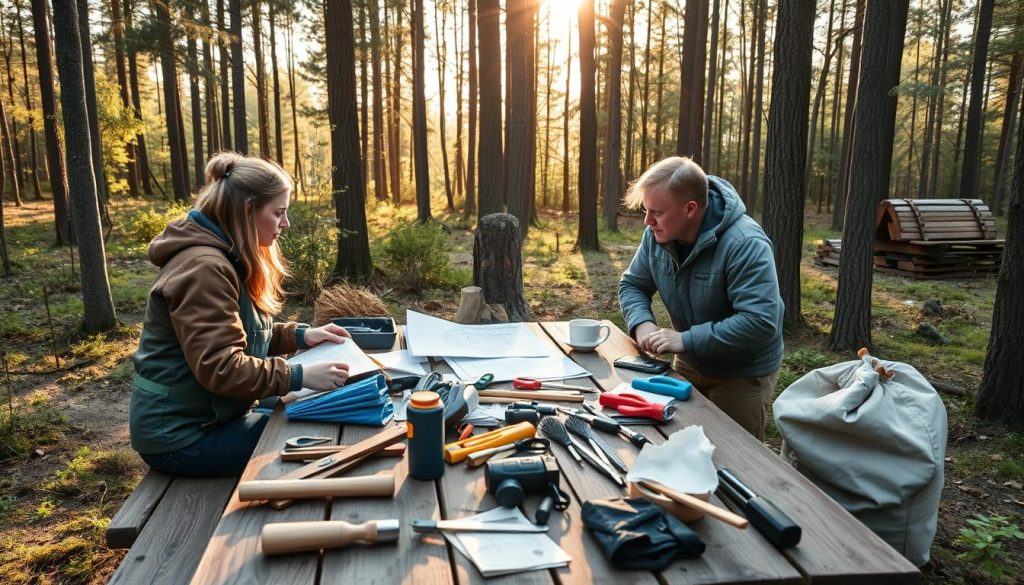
[129,152,350,477]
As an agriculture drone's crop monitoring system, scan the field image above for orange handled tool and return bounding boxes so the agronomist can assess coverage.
[599,392,675,421]
[443,421,536,463]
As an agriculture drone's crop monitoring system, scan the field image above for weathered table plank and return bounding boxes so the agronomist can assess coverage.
[540,320,920,584]
[105,469,173,549]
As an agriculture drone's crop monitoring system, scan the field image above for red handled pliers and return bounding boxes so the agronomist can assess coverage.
[598,392,676,421]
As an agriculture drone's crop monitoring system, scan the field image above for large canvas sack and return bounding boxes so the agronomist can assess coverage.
[773,352,947,566]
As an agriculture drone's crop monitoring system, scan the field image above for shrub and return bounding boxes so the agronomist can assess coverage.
[123,202,190,246]
[956,514,1024,580]
[278,204,337,301]
[378,222,460,292]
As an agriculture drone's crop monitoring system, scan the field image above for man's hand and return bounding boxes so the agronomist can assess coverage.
[303,323,352,347]
[633,321,660,353]
[635,322,684,355]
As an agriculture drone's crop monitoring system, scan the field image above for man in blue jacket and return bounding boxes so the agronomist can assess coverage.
[618,156,784,439]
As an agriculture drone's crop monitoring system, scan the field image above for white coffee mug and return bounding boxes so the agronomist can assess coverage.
[569,318,610,346]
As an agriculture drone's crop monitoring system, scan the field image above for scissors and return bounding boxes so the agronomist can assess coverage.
[466,437,551,467]
[512,377,590,392]
[631,376,692,400]
[284,435,333,449]
[599,392,676,421]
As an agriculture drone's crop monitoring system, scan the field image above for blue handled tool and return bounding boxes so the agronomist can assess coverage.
[631,376,692,400]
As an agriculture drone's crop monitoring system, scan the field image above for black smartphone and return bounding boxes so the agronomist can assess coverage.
[613,355,670,374]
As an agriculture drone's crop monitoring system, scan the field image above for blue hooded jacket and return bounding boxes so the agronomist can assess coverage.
[618,176,784,378]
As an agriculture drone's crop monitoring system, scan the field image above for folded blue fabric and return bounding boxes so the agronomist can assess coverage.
[285,374,394,426]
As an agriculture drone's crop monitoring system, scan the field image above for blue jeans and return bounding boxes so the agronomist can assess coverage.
[140,411,270,478]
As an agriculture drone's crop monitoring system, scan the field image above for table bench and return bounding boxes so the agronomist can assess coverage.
[106,469,238,584]
[111,321,921,584]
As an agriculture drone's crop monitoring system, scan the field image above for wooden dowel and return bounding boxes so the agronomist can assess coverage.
[637,479,749,529]
[239,475,395,501]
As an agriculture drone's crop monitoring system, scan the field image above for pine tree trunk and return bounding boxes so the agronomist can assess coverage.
[77,0,109,224]
[203,1,218,157]
[230,0,247,153]
[477,0,503,216]
[359,2,369,185]
[806,0,836,202]
[928,0,953,198]
[52,0,117,332]
[960,0,994,198]
[562,18,571,214]
[833,0,864,230]
[434,6,454,212]
[286,10,303,193]
[623,1,637,183]
[991,26,1022,215]
[110,0,138,197]
[506,0,536,237]
[602,0,626,231]
[677,0,707,161]
[186,5,204,189]
[748,0,767,213]
[368,0,387,201]
[0,18,26,203]
[702,0,720,167]
[976,95,1024,424]
[389,0,402,205]
[454,12,464,203]
[327,0,372,280]
[253,2,270,158]
[652,8,667,160]
[156,3,188,202]
[639,0,654,172]
[29,0,71,245]
[465,0,478,218]
[0,96,21,208]
[15,0,42,201]
[829,0,909,352]
[473,213,532,322]
[762,0,815,327]
[577,0,599,251]
[218,0,232,151]
[739,0,757,199]
[269,1,283,166]
[411,0,431,222]
[124,0,151,195]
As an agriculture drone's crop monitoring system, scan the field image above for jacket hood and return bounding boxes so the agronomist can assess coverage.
[148,210,236,268]
[706,175,747,236]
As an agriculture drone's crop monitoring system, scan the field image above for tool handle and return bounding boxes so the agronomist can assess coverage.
[746,497,802,548]
[279,444,406,462]
[535,495,555,525]
[637,480,749,529]
[632,376,692,400]
[466,443,514,467]
[261,520,377,555]
[619,427,650,447]
[588,416,621,434]
[512,378,542,390]
[239,475,395,501]
[718,468,758,501]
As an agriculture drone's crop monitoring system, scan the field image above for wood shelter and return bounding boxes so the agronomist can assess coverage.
[874,198,997,241]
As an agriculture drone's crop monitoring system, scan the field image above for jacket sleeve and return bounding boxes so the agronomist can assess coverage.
[618,229,659,336]
[268,321,307,356]
[161,253,302,399]
[681,235,782,358]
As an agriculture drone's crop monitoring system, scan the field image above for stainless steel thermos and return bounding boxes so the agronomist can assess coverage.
[407,391,445,480]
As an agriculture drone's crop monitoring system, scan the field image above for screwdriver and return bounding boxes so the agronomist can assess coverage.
[261,519,400,555]
[582,403,649,448]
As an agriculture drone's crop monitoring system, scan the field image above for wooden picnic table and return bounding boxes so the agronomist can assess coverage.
[177,321,918,584]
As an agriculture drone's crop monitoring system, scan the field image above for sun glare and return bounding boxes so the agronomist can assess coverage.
[543,0,585,25]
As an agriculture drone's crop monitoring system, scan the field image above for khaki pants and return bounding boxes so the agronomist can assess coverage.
[672,357,780,441]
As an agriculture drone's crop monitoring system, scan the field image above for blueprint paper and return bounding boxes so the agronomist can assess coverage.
[442,507,570,577]
[405,310,555,358]
[445,355,590,383]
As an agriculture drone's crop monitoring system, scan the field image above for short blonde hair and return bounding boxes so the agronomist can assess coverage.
[623,156,708,209]
[194,152,294,316]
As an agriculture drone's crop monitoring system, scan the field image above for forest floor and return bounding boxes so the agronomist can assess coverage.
[0,195,1022,584]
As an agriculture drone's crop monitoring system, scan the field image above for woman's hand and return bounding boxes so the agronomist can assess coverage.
[303,323,352,347]
[302,362,351,391]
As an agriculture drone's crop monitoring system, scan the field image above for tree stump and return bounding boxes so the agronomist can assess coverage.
[473,213,532,323]
[455,286,488,324]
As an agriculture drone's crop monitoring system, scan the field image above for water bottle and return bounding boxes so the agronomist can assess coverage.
[406,391,445,480]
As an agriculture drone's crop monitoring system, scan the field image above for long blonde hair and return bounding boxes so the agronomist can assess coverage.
[194,152,293,315]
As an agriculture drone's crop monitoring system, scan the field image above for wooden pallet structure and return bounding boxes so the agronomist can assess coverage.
[814,198,1003,279]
